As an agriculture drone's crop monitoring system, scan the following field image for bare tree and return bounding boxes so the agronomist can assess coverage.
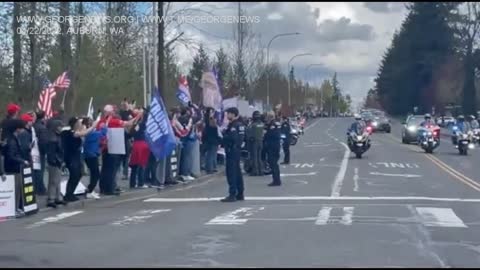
[12,2,22,95]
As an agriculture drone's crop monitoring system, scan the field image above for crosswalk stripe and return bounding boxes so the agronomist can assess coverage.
[340,207,354,225]
[415,207,467,228]
[315,207,332,225]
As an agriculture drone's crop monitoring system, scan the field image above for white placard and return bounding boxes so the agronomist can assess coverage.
[23,167,31,175]
[0,175,16,219]
[107,128,126,155]
[60,180,87,196]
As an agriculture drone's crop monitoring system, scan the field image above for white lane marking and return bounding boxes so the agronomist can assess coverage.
[304,120,319,131]
[416,207,467,228]
[111,209,171,226]
[295,180,309,185]
[205,207,263,225]
[330,142,350,197]
[27,211,84,228]
[315,207,332,225]
[319,157,325,162]
[340,207,354,225]
[280,172,317,177]
[353,168,359,192]
[145,196,480,203]
[369,172,422,178]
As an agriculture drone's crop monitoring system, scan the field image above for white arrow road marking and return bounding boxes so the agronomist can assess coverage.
[280,172,317,177]
[315,207,332,225]
[205,207,264,225]
[27,211,84,229]
[416,207,467,228]
[369,172,422,178]
[111,209,171,226]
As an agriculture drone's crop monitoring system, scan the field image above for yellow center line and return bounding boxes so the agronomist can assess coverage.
[383,133,480,192]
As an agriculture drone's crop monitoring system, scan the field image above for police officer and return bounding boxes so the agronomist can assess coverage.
[221,107,246,202]
[264,112,282,186]
[246,111,264,176]
[280,116,291,165]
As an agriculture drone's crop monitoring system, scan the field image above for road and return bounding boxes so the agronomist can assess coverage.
[2,118,480,267]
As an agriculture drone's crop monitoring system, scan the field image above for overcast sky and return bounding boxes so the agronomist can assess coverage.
[167,2,408,106]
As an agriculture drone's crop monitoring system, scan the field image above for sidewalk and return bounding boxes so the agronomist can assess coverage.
[35,166,224,212]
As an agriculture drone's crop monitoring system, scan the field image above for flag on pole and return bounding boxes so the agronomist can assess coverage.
[176,75,191,106]
[200,68,222,112]
[87,97,94,119]
[144,87,177,160]
[37,72,71,118]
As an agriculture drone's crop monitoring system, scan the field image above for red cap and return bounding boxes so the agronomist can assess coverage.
[7,103,21,115]
[20,113,34,123]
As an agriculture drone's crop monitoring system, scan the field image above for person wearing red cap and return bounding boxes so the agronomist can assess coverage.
[97,104,138,196]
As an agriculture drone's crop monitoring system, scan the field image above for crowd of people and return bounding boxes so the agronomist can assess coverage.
[0,99,303,217]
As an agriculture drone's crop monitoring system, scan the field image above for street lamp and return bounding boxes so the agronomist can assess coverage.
[305,64,323,111]
[266,32,301,109]
[287,53,312,107]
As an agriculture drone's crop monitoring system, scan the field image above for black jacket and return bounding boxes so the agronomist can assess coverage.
[33,119,48,155]
[4,134,26,174]
[17,128,33,162]
[222,118,245,157]
[264,120,281,154]
[46,120,64,168]
[202,118,220,146]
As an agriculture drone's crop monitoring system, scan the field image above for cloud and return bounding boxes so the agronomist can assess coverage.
[363,2,405,13]
[168,2,407,108]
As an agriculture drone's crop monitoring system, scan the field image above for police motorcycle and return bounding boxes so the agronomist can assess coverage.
[417,124,440,154]
[347,125,372,159]
[473,128,480,145]
[451,121,475,156]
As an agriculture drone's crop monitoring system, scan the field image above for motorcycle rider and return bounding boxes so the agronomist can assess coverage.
[420,113,434,128]
[468,115,479,129]
[280,116,291,165]
[452,115,472,146]
[246,111,264,176]
[347,114,368,147]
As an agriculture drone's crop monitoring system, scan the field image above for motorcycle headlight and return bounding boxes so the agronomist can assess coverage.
[372,121,378,127]
[280,134,286,139]
[408,126,416,132]
[468,143,475,149]
[356,135,363,141]
[453,126,458,131]
[423,132,427,137]
[427,132,432,136]
[462,134,468,139]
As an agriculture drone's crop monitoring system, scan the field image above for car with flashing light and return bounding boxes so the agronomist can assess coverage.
[401,115,425,144]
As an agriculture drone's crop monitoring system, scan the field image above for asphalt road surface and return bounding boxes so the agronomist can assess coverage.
[2,118,480,267]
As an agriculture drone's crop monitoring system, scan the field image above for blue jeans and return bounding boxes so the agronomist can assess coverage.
[205,144,218,173]
[180,140,195,176]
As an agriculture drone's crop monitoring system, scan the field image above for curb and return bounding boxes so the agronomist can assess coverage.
[37,169,225,213]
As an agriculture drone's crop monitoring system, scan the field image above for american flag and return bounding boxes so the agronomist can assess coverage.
[37,72,70,118]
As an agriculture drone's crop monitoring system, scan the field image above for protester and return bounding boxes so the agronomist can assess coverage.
[119,99,134,180]
[178,107,195,181]
[83,117,107,199]
[3,119,29,217]
[46,119,66,208]
[170,108,190,184]
[33,110,48,195]
[202,107,220,174]
[63,116,99,202]
[97,105,136,196]
[128,109,150,189]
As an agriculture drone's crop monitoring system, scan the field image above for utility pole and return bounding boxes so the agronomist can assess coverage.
[158,2,165,98]
[237,2,242,97]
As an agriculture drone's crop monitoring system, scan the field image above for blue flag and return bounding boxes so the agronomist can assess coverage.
[176,75,191,106]
[145,88,177,160]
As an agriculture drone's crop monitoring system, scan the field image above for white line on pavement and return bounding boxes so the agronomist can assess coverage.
[330,142,350,197]
[205,207,263,225]
[369,172,422,178]
[315,207,332,225]
[280,172,317,177]
[145,196,480,203]
[416,207,467,228]
[27,211,84,229]
[340,207,354,225]
[353,168,359,192]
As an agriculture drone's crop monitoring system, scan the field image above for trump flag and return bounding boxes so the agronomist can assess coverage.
[145,88,177,160]
[176,75,191,106]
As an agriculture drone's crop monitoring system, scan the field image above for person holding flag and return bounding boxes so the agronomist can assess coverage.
[176,75,192,106]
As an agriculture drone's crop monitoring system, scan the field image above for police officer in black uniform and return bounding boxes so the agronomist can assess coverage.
[246,111,264,176]
[221,107,246,202]
[280,116,291,165]
[264,112,282,186]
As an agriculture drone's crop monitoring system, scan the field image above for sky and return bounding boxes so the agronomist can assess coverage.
[149,2,409,107]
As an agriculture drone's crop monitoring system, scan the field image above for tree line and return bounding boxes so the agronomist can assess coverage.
[0,2,351,116]
[366,2,480,116]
